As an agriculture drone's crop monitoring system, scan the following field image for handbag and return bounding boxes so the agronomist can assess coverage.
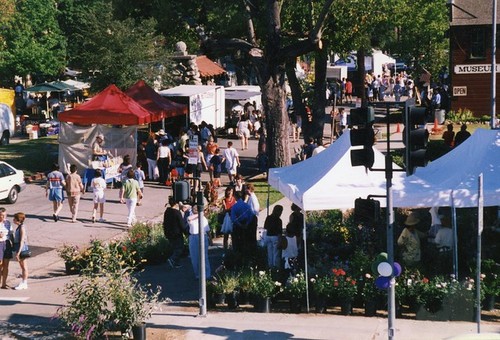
[221,213,233,234]
[20,248,32,259]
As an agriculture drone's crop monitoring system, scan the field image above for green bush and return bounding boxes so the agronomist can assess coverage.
[125,221,170,265]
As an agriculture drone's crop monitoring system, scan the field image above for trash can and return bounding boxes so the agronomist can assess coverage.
[435,109,445,125]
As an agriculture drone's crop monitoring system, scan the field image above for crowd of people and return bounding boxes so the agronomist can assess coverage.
[162,174,306,280]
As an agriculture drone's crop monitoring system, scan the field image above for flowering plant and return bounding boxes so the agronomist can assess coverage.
[331,268,358,300]
[250,270,282,298]
[57,268,162,338]
[285,272,307,299]
[480,259,500,296]
[415,276,449,313]
[310,274,333,298]
[361,273,381,301]
[57,244,81,263]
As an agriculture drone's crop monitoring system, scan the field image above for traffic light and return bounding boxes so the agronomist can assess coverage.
[350,125,375,168]
[349,107,375,126]
[404,106,429,175]
[173,180,190,202]
[354,198,381,225]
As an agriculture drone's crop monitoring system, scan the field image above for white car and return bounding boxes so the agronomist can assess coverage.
[0,161,26,203]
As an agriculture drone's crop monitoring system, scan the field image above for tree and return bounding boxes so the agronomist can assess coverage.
[0,0,66,83]
[58,1,171,91]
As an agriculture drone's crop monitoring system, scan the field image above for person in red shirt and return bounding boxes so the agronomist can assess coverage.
[345,79,353,104]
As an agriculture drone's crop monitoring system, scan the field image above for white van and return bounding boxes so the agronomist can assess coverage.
[0,103,15,145]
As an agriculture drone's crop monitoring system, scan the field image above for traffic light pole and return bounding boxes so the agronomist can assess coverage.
[385,117,396,340]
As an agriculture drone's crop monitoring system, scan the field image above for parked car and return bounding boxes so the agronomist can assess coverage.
[0,161,26,203]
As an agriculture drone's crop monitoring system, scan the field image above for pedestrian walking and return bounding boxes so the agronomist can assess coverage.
[0,208,12,289]
[120,169,142,227]
[65,164,84,223]
[163,196,185,269]
[91,168,106,223]
[46,163,66,222]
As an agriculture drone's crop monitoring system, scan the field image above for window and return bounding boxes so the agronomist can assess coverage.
[470,28,486,59]
[0,164,15,178]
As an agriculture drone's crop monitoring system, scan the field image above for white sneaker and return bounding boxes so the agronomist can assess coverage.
[14,282,27,290]
[98,218,106,222]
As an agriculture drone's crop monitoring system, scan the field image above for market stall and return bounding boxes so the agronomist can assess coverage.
[58,84,155,177]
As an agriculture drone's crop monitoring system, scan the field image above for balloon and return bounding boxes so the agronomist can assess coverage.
[377,262,393,277]
[393,262,402,277]
[375,276,390,290]
[376,252,388,262]
[371,261,380,275]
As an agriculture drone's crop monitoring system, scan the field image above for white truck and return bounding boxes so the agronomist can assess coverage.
[159,85,225,129]
[0,103,15,145]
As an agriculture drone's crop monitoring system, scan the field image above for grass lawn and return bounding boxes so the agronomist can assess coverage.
[0,136,59,176]
[250,179,284,210]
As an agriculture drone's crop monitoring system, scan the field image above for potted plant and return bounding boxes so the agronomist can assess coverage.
[447,276,475,321]
[414,276,450,320]
[330,268,358,315]
[480,259,500,311]
[218,271,240,308]
[310,274,333,313]
[285,272,307,313]
[238,269,255,305]
[57,244,83,275]
[361,273,381,316]
[57,268,162,339]
[249,270,282,313]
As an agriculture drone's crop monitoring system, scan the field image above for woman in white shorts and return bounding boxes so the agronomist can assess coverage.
[236,115,252,150]
[91,168,107,223]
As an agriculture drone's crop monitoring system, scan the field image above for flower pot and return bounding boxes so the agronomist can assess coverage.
[254,296,271,313]
[364,300,377,317]
[237,291,251,306]
[226,291,239,309]
[64,261,79,275]
[132,322,146,340]
[340,300,352,315]
[214,293,226,305]
[482,294,496,311]
[315,298,327,314]
[289,297,302,314]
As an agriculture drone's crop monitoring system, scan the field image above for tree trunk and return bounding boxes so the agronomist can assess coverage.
[312,43,328,143]
[262,77,291,168]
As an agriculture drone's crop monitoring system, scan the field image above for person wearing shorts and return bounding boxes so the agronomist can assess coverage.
[91,168,106,223]
[46,163,66,222]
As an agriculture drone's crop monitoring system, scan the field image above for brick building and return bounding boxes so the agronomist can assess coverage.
[449,0,499,117]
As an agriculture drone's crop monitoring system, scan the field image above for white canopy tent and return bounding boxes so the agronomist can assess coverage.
[393,128,500,208]
[267,131,405,311]
[268,130,405,210]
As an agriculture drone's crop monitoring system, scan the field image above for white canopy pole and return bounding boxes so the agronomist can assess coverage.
[476,173,484,333]
[451,190,459,278]
[303,209,310,312]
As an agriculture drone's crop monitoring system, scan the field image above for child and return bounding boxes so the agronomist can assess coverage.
[134,162,145,206]
[209,148,223,188]
[91,168,106,223]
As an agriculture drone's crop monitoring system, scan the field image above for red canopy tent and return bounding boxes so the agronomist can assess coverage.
[125,80,187,121]
[59,84,154,125]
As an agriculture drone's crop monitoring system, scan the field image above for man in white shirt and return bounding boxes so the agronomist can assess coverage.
[223,141,240,185]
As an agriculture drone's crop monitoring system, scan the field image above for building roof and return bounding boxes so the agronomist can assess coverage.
[450,0,500,26]
[196,55,226,78]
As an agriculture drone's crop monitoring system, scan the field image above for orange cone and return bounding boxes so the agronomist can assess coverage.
[431,118,442,134]
[396,123,401,133]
